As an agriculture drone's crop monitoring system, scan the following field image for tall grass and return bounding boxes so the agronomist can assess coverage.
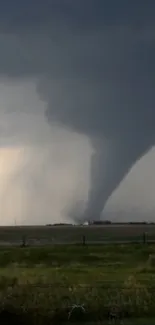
[0,244,154,323]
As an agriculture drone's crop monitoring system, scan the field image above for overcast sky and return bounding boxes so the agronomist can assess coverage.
[0,1,155,224]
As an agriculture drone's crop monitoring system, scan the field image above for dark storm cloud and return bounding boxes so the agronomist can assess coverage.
[0,0,155,221]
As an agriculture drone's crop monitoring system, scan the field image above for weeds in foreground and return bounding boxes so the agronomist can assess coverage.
[0,275,154,323]
[0,244,154,323]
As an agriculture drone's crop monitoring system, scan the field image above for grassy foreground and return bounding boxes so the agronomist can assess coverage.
[0,244,155,324]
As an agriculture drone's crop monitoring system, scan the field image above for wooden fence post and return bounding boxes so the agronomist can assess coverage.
[143,232,146,244]
[21,234,27,247]
[82,235,86,246]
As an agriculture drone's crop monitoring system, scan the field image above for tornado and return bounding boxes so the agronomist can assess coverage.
[42,68,155,222]
[38,1,155,223]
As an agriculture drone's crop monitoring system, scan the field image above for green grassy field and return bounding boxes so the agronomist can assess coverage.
[0,224,155,245]
[0,243,155,324]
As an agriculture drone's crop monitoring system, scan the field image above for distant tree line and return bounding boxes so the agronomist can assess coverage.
[46,221,155,226]
[89,221,155,225]
[54,223,73,226]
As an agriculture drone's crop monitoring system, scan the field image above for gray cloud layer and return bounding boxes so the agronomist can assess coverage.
[0,0,155,222]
